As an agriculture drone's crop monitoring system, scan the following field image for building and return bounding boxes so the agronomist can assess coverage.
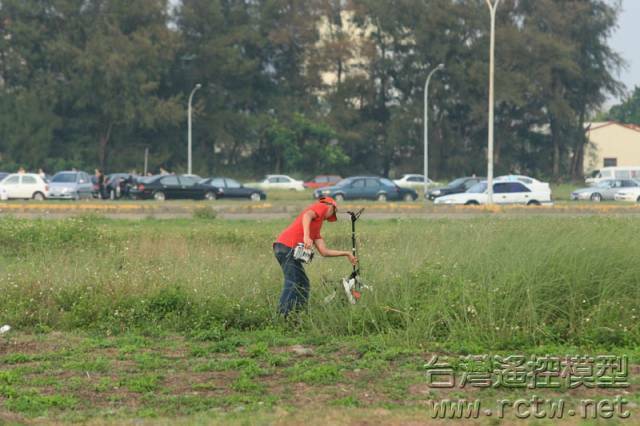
[584,121,640,174]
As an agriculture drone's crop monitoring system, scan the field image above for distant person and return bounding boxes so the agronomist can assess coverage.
[95,169,105,199]
[159,167,169,175]
[17,167,25,174]
[38,168,46,179]
[121,174,133,198]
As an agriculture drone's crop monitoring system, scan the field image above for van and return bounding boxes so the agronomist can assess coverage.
[585,167,640,185]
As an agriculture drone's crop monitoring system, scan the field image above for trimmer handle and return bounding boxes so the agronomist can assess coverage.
[345,208,364,275]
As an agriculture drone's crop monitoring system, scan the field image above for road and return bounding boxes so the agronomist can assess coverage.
[2,200,640,219]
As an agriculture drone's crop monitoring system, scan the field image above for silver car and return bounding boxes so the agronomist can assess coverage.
[48,171,94,200]
[570,179,639,202]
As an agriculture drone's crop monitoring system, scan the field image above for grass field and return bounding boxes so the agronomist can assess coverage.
[1,215,639,424]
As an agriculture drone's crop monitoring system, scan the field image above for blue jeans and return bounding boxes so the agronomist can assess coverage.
[273,243,310,316]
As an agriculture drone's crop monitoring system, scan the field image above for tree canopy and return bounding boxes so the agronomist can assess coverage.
[0,0,625,180]
[607,86,640,125]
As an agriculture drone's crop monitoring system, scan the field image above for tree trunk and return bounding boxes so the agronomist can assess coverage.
[229,140,239,166]
[433,118,444,178]
[570,114,587,180]
[382,150,391,177]
[494,129,501,170]
[550,117,561,179]
[98,123,113,171]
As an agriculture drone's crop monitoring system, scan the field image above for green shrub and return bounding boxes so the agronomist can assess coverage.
[193,206,218,220]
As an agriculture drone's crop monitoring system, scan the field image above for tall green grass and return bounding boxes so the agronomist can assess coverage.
[0,216,638,350]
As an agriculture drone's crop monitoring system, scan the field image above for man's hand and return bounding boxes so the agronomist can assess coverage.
[303,236,313,249]
[347,253,358,266]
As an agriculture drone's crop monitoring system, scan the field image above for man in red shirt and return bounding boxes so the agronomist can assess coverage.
[273,196,357,316]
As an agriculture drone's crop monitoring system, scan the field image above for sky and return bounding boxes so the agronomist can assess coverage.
[609,0,640,103]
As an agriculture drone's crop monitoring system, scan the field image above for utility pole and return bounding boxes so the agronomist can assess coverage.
[188,83,202,175]
[486,0,500,204]
[424,63,444,204]
[144,147,149,176]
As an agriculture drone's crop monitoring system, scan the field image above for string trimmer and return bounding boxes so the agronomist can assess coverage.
[323,208,372,304]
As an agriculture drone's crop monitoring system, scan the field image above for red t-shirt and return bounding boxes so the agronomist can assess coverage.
[275,202,330,248]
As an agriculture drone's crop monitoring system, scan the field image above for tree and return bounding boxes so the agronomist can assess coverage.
[515,0,623,179]
[0,0,182,172]
[0,0,627,180]
[54,0,183,170]
[608,86,640,125]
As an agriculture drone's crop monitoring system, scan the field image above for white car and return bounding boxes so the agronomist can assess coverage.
[393,174,436,189]
[253,175,305,191]
[496,175,551,193]
[614,187,640,202]
[0,173,49,200]
[434,179,552,206]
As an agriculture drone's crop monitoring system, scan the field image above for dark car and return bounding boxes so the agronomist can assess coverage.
[130,174,222,201]
[105,173,137,199]
[313,176,417,202]
[200,177,266,201]
[428,177,484,200]
[0,172,9,182]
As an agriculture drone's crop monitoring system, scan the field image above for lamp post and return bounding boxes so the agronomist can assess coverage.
[188,83,202,176]
[486,0,499,204]
[424,63,444,203]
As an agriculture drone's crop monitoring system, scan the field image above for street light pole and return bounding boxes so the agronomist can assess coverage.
[144,147,149,176]
[486,0,499,205]
[424,63,444,204]
[188,83,202,176]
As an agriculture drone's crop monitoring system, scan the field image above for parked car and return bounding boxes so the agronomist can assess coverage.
[497,174,544,185]
[313,176,417,202]
[105,173,137,200]
[0,172,9,182]
[130,174,222,201]
[252,175,305,191]
[0,173,49,200]
[570,179,639,202]
[200,177,266,201]
[48,171,94,200]
[428,177,484,200]
[90,174,119,199]
[434,179,552,206]
[585,166,640,185]
[614,186,640,202]
[304,175,342,189]
[393,174,436,190]
[496,175,551,193]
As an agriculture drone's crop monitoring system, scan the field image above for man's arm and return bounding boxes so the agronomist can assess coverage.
[302,210,317,248]
[314,238,357,265]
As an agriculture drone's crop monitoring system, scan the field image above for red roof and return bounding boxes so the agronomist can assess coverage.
[587,121,640,134]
